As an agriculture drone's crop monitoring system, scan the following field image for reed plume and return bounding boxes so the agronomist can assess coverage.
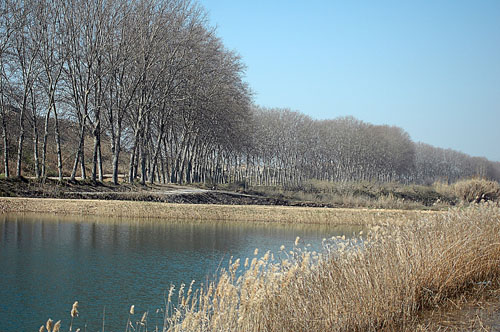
[45,319,53,332]
[71,301,79,318]
[125,305,134,332]
[140,311,148,326]
[52,320,61,332]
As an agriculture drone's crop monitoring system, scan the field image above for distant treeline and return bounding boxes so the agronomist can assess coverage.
[1,0,498,186]
[246,108,500,186]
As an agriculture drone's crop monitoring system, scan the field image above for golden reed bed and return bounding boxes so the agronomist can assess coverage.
[0,197,443,225]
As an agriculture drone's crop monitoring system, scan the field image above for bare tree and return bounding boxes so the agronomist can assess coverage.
[102,0,139,184]
[0,0,18,177]
[11,0,42,177]
[63,0,108,181]
[36,0,66,181]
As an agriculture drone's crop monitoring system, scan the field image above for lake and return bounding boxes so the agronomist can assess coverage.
[0,214,363,331]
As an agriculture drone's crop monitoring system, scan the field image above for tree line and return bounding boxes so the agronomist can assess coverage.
[245,108,500,186]
[1,0,499,187]
[0,0,252,185]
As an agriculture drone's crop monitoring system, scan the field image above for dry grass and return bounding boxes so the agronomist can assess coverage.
[453,178,500,204]
[161,203,500,332]
[250,180,456,210]
[39,203,500,332]
[413,282,500,331]
[0,197,442,225]
[434,178,500,205]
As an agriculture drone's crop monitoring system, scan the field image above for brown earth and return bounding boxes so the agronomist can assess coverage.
[0,176,335,207]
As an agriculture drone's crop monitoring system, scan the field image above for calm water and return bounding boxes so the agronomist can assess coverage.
[0,214,363,332]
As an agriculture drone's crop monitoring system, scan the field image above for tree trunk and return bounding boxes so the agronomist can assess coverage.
[128,128,140,183]
[160,148,166,184]
[32,115,40,179]
[16,102,26,177]
[80,138,86,180]
[162,136,170,183]
[140,135,147,185]
[128,145,136,183]
[91,119,101,182]
[54,106,63,182]
[91,132,98,182]
[71,121,85,181]
[112,126,121,185]
[97,136,103,182]
[112,144,120,185]
[1,105,8,178]
[31,89,40,179]
[41,106,51,178]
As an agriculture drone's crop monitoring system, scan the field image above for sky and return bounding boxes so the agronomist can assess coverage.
[198,0,500,162]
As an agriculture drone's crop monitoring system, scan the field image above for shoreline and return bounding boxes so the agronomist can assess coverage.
[0,196,444,225]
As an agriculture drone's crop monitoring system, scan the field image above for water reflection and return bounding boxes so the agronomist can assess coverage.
[0,214,363,332]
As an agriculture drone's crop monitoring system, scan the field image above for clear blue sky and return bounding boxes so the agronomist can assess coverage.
[199,0,500,162]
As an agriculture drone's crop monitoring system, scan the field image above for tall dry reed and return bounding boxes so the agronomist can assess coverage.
[158,203,500,331]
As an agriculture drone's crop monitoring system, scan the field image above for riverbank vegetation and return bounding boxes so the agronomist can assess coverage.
[245,177,500,209]
[1,176,499,210]
[1,0,499,190]
[37,203,500,331]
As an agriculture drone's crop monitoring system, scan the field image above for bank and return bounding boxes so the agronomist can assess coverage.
[0,196,442,225]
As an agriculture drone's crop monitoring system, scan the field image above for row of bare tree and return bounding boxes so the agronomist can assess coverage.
[242,108,500,186]
[0,0,251,185]
[1,0,498,187]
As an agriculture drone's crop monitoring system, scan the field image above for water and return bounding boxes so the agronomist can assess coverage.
[0,214,363,332]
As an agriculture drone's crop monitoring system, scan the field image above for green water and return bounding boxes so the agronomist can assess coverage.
[0,214,363,331]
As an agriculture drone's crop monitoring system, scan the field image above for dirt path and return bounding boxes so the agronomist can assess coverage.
[63,186,210,196]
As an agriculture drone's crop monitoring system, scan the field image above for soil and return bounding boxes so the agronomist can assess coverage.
[0,177,331,207]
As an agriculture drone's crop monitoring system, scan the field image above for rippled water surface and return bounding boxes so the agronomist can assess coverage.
[0,214,363,331]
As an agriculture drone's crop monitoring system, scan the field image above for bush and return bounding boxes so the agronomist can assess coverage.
[453,178,500,203]
[251,180,455,209]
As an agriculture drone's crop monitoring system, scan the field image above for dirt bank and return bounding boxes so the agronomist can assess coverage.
[0,196,443,224]
[0,177,334,207]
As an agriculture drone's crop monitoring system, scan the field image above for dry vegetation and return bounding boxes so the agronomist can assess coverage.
[414,283,500,331]
[451,178,500,204]
[246,178,500,210]
[38,203,500,331]
[247,179,455,210]
[0,196,442,225]
[1,177,498,212]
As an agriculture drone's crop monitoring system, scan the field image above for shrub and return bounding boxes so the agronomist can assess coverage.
[453,178,500,203]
